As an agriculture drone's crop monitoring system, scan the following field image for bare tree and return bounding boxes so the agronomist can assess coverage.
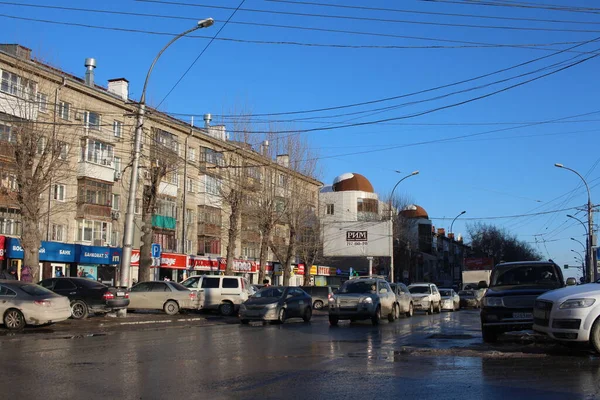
[296,211,322,286]
[0,63,77,281]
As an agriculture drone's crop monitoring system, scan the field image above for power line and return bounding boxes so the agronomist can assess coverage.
[417,0,600,15]
[429,206,582,220]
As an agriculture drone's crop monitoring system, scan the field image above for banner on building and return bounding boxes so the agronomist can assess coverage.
[323,221,391,257]
[0,236,4,260]
[463,257,494,271]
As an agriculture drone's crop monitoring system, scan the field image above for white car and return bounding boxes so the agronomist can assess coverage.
[180,275,252,316]
[408,283,442,314]
[439,288,460,311]
[532,278,600,351]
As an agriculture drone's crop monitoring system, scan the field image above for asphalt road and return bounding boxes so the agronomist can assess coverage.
[2,309,600,400]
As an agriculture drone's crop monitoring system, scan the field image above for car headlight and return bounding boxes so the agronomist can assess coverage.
[559,298,596,309]
[360,297,373,304]
[482,297,504,307]
[265,303,278,309]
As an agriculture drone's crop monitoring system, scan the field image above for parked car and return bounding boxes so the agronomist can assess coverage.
[531,278,600,349]
[480,260,565,343]
[0,280,71,330]
[128,281,199,315]
[439,288,460,311]
[390,282,414,317]
[459,290,481,309]
[300,286,334,310]
[39,277,129,319]
[329,277,398,326]
[239,286,312,324]
[180,275,252,316]
[408,283,442,314]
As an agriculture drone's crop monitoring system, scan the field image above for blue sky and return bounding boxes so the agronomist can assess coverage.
[3,0,599,277]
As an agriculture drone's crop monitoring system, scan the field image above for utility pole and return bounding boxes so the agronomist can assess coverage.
[181,118,192,256]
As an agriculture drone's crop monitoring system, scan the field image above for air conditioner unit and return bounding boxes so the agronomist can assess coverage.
[114,171,122,181]
[111,210,121,220]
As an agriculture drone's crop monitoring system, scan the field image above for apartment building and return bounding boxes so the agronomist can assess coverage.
[0,44,321,284]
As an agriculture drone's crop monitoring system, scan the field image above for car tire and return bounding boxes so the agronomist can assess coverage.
[435,302,441,314]
[406,303,414,318]
[240,319,250,325]
[163,300,180,315]
[70,300,89,320]
[372,306,381,325]
[303,307,312,322]
[278,308,286,324]
[313,300,324,310]
[394,304,400,320]
[428,303,434,315]
[482,326,498,343]
[4,309,25,331]
[329,315,339,326]
[590,317,600,353]
[388,305,396,322]
[219,302,235,317]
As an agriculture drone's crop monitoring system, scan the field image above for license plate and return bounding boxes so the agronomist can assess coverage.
[117,291,125,297]
[513,312,532,319]
[533,309,547,319]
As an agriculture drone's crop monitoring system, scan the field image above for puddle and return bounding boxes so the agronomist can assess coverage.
[428,334,476,340]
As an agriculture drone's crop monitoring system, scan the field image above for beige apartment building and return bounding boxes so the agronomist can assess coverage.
[0,44,321,284]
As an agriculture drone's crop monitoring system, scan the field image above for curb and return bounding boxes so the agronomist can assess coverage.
[115,317,205,326]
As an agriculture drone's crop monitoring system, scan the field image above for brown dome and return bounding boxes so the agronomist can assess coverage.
[332,173,374,193]
[400,204,429,219]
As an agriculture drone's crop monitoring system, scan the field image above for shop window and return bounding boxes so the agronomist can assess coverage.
[222,278,239,289]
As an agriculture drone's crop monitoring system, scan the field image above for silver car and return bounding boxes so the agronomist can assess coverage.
[390,282,414,317]
[329,277,398,326]
[0,280,71,330]
[439,288,460,311]
[128,281,199,315]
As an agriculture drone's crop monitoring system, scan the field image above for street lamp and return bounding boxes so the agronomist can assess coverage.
[572,249,584,260]
[120,19,215,288]
[571,237,586,251]
[388,170,419,283]
[449,210,466,285]
[450,211,466,234]
[557,163,595,282]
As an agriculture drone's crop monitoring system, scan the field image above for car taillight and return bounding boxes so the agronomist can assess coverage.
[34,300,52,307]
[103,292,115,300]
[125,293,129,299]
[189,292,197,300]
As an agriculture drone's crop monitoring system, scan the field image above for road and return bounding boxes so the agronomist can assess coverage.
[2,310,600,400]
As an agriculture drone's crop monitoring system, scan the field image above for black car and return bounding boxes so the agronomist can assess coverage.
[39,277,130,319]
[300,286,334,309]
[239,286,313,324]
[480,261,565,343]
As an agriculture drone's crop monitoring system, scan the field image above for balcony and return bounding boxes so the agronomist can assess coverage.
[78,160,115,183]
[0,92,38,121]
[77,203,111,220]
[198,222,221,237]
[158,181,178,197]
[241,230,261,243]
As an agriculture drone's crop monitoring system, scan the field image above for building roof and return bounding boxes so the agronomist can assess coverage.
[400,204,429,219]
[332,173,374,193]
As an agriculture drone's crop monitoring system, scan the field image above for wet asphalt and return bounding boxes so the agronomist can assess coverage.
[2,309,600,400]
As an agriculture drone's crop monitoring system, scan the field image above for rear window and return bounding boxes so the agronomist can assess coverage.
[77,279,107,289]
[439,290,452,297]
[491,264,561,287]
[170,282,190,292]
[409,286,431,294]
[20,284,56,297]
[222,278,239,289]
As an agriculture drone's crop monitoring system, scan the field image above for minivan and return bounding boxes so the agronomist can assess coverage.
[180,275,252,316]
[300,286,334,309]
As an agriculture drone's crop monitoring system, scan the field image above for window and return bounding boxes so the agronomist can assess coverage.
[198,206,221,225]
[186,177,194,193]
[51,224,65,241]
[1,173,18,191]
[326,204,334,215]
[170,172,179,187]
[199,147,224,166]
[0,218,21,235]
[36,137,46,155]
[156,198,177,218]
[242,247,257,259]
[153,231,176,252]
[198,236,221,255]
[222,278,239,289]
[131,282,152,292]
[205,175,221,195]
[53,184,66,201]
[114,157,122,173]
[110,230,120,247]
[134,198,141,215]
[76,219,110,243]
[185,209,195,224]
[0,286,16,297]
[0,123,15,143]
[201,277,220,289]
[357,198,378,213]
[59,101,70,120]
[151,282,170,292]
[188,147,196,162]
[37,92,48,113]
[112,194,120,211]
[84,111,101,131]
[57,141,68,161]
[277,174,288,188]
[78,179,112,206]
[184,240,193,254]
[54,280,77,291]
[155,129,179,153]
[83,139,114,166]
[113,120,122,138]
[1,70,35,99]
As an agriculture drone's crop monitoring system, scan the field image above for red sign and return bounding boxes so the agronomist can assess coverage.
[0,236,4,260]
[464,257,494,271]
[317,266,330,276]
[189,257,257,273]
[130,250,187,269]
[296,263,305,275]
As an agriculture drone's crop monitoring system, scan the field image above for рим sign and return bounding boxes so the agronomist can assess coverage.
[346,231,368,246]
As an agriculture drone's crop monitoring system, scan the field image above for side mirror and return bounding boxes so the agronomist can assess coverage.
[477,280,488,289]
[566,277,577,286]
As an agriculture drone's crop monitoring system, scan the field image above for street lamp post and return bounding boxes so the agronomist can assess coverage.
[556,163,595,282]
[389,170,419,283]
[119,18,215,288]
[568,216,589,281]
[571,237,586,252]
[449,210,466,285]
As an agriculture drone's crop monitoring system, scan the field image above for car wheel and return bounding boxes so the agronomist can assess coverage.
[329,315,339,326]
[240,319,250,325]
[278,308,286,324]
[590,317,600,353]
[219,302,235,316]
[4,309,25,331]
[70,300,89,319]
[435,302,441,313]
[482,326,498,343]
[372,306,381,325]
[428,303,434,315]
[406,303,414,318]
[394,304,400,320]
[313,300,324,310]
[388,305,396,322]
[163,300,180,315]
[303,307,312,322]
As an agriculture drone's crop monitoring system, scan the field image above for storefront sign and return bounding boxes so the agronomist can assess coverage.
[296,264,305,275]
[318,266,330,276]
[160,253,188,269]
[309,265,317,275]
[75,245,111,265]
[0,235,5,260]
[5,238,75,262]
[188,257,257,273]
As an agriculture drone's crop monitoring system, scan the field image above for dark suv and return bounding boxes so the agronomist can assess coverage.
[300,286,334,310]
[480,260,564,342]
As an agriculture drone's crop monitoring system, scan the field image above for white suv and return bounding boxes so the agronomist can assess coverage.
[180,275,252,316]
[408,283,442,314]
[532,278,600,350]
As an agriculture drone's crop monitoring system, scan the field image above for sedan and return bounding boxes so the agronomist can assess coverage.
[40,277,130,319]
[459,290,481,309]
[0,280,71,330]
[239,286,312,324]
[128,281,199,315]
[439,288,460,311]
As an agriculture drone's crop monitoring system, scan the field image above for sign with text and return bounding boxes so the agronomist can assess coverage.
[323,221,391,257]
[463,257,495,271]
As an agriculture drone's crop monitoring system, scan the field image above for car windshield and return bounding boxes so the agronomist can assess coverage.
[252,287,284,298]
[339,281,376,294]
[20,284,57,297]
[439,290,452,297]
[181,277,200,289]
[459,291,475,297]
[491,264,561,287]
[409,286,431,294]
